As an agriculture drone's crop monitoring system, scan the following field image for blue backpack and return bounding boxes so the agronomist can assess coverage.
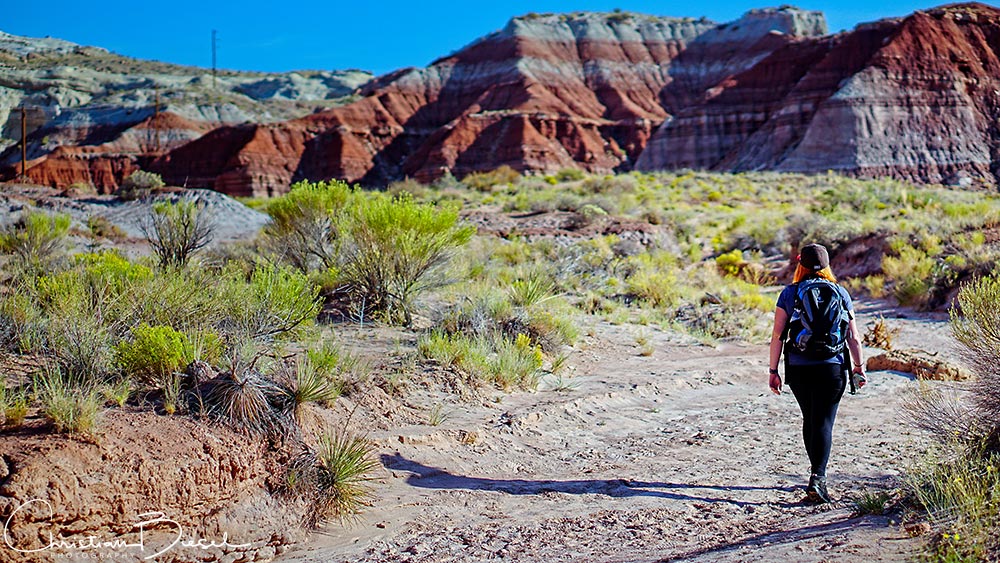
[784,278,849,360]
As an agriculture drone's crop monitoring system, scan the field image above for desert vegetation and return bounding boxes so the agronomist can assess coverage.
[4,168,1000,554]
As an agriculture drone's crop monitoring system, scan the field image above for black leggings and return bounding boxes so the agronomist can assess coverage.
[786,363,847,477]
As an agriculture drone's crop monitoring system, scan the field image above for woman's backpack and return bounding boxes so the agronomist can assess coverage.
[784,279,849,360]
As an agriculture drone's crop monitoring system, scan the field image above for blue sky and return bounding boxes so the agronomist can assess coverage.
[5,1,945,75]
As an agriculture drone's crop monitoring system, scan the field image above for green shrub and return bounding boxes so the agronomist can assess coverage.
[221,263,321,342]
[715,249,745,278]
[555,168,585,182]
[852,490,891,516]
[626,268,679,309]
[263,180,356,272]
[286,431,379,525]
[342,194,474,325]
[143,200,214,268]
[462,166,521,192]
[0,211,71,274]
[117,170,164,200]
[905,448,1000,562]
[76,250,153,294]
[0,287,46,352]
[114,323,193,386]
[883,245,936,308]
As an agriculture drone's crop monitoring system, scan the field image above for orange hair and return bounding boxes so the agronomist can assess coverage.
[793,264,837,284]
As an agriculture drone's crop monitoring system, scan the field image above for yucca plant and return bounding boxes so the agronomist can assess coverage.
[275,358,342,423]
[201,367,288,439]
[287,430,379,526]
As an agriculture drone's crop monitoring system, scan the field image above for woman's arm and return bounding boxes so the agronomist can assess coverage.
[846,317,866,387]
[769,307,788,394]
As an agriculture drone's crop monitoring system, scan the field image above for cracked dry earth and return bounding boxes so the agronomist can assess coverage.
[279,300,951,563]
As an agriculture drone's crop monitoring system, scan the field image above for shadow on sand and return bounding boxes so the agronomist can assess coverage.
[382,454,802,508]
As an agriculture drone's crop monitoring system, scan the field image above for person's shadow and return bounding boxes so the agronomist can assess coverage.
[381,454,800,508]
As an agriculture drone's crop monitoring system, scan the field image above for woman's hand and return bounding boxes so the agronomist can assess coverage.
[852,365,867,389]
[769,372,782,395]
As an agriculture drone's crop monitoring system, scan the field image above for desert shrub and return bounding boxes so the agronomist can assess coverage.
[263,180,356,272]
[86,216,126,240]
[75,250,153,294]
[307,340,363,381]
[625,253,681,309]
[462,165,521,192]
[286,430,379,525]
[264,181,473,325]
[117,170,164,200]
[34,369,103,435]
[219,263,321,343]
[581,174,637,194]
[0,211,71,274]
[114,323,193,386]
[142,199,214,268]
[387,178,429,199]
[950,276,1000,449]
[32,271,117,383]
[715,249,744,277]
[883,245,937,308]
[902,276,1000,560]
[852,490,892,516]
[555,168,585,182]
[122,266,225,334]
[341,194,474,325]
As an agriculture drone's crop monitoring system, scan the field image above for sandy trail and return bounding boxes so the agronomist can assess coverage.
[279,300,950,563]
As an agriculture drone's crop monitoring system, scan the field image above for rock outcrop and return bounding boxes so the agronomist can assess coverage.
[636,3,1000,187]
[6,4,1000,194]
[0,410,303,563]
[0,31,372,191]
[147,8,825,196]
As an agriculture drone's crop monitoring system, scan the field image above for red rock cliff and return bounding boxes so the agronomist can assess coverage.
[636,3,1000,187]
[147,8,824,196]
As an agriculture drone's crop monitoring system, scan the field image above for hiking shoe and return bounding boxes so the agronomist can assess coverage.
[805,474,832,504]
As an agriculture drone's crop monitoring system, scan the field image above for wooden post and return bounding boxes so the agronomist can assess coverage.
[20,106,26,180]
[154,88,161,153]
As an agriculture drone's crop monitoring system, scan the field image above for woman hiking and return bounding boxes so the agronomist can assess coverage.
[768,243,866,503]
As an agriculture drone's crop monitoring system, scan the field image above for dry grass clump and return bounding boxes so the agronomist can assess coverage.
[863,315,901,350]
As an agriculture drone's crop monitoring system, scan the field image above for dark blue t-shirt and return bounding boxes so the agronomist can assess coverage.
[776,282,854,366]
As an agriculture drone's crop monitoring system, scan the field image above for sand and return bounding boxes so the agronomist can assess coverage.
[276,300,954,563]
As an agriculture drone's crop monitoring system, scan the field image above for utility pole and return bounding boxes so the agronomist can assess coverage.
[154,87,161,153]
[211,29,218,91]
[20,106,26,180]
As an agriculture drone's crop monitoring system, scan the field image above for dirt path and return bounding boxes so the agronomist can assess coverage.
[279,301,950,563]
